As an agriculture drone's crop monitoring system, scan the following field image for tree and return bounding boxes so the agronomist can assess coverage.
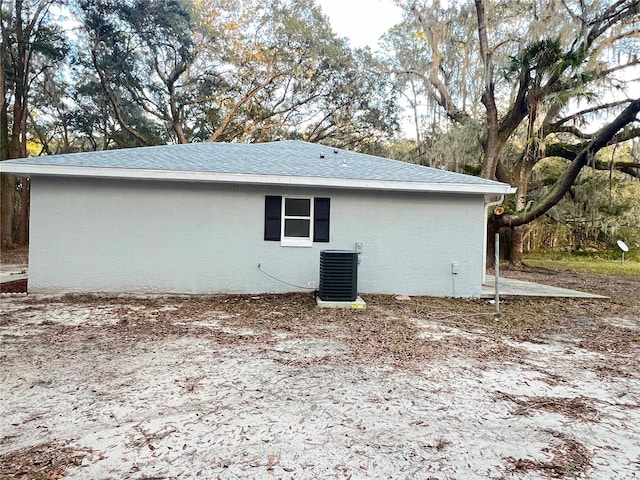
[187,0,398,146]
[526,144,640,251]
[387,0,640,264]
[73,0,399,148]
[73,0,191,146]
[1,0,67,247]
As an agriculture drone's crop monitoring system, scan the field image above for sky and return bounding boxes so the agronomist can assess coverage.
[315,0,404,50]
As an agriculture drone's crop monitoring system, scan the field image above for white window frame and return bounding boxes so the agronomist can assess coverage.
[281,196,314,247]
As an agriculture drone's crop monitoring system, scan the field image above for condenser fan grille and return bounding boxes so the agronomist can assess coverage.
[318,250,358,301]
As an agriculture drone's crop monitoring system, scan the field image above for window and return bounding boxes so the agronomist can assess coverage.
[264,196,330,246]
[283,198,312,244]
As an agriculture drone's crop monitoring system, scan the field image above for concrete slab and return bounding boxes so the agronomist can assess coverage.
[482,275,608,299]
[316,296,367,309]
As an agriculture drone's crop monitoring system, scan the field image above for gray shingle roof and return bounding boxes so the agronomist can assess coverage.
[1,140,512,193]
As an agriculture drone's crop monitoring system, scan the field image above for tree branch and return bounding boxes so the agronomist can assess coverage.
[587,0,638,45]
[547,125,594,139]
[499,98,640,227]
[546,126,640,160]
[398,69,471,124]
[207,70,281,142]
[91,43,152,146]
[598,58,640,77]
[474,0,501,179]
[550,99,633,128]
[594,159,640,177]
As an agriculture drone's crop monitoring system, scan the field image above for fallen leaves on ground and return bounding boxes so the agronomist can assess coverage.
[0,443,91,480]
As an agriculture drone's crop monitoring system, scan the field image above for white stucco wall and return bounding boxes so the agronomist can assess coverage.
[28,177,486,297]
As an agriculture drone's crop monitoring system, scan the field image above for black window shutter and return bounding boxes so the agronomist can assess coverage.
[264,196,282,241]
[313,197,330,242]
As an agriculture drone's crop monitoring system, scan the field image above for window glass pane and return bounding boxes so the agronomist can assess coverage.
[285,198,310,216]
[284,219,310,237]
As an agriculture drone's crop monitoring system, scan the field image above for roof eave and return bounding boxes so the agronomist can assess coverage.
[0,164,514,195]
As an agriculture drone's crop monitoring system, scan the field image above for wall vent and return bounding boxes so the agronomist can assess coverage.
[318,250,358,301]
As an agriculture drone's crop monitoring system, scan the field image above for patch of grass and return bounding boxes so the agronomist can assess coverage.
[524,252,640,276]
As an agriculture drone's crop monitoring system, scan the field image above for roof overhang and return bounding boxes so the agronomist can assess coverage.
[0,163,515,195]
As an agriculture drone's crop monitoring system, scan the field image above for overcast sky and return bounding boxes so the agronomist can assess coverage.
[315,0,404,50]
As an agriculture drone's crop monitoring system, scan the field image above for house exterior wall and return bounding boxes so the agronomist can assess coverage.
[28,176,486,297]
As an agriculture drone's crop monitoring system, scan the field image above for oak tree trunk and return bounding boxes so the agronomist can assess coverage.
[510,226,525,266]
[0,174,15,248]
[16,178,29,245]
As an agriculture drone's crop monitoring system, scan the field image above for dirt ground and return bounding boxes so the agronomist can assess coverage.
[0,255,639,479]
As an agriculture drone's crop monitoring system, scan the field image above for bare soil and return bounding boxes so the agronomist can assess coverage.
[1,258,639,479]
